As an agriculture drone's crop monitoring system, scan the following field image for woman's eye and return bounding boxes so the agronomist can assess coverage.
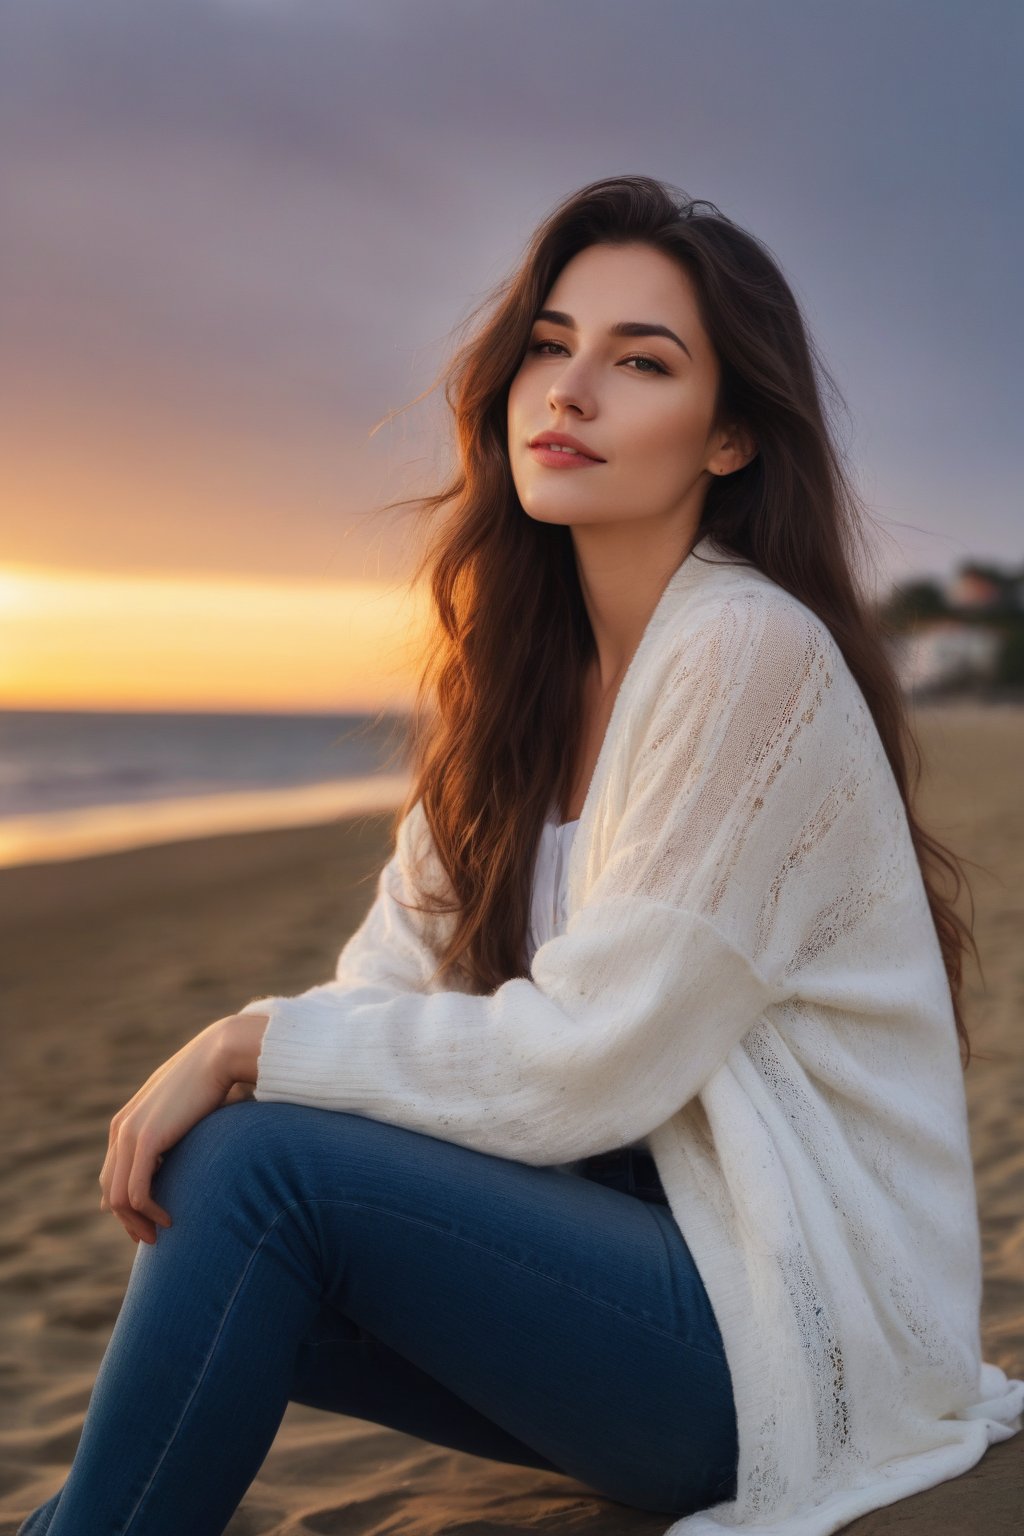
[527,340,667,375]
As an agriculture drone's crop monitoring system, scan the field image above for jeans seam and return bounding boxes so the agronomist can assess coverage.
[185,1188,726,1355]
[291,1195,729,1355]
[121,1204,295,1533]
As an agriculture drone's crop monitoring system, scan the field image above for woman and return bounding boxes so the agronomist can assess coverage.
[20,175,1022,1535]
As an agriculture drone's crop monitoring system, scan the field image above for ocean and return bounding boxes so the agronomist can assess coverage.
[0,708,413,869]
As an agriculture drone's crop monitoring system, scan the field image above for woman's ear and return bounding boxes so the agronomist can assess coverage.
[711,423,758,476]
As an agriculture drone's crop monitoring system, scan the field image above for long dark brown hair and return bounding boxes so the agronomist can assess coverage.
[369,174,978,1068]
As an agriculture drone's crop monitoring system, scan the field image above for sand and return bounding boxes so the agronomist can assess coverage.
[0,700,1020,1534]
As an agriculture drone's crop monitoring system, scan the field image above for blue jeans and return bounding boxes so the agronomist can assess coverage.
[18,1102,738,1533]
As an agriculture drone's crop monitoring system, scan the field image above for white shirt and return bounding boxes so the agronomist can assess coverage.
[527,811,580,962]
[528,808,648,1171]
[240,532,1023,1534]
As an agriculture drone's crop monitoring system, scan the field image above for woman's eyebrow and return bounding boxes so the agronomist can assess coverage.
[534,307,692,360]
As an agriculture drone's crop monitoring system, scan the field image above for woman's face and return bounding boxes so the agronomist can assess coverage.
[507,242,734,541]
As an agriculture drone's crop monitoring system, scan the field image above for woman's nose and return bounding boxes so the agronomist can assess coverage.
[546,364,594,415]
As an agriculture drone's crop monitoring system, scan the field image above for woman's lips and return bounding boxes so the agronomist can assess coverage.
[529,444,604,468]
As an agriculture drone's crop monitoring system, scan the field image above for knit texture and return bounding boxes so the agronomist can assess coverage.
[239,533,1023,1533]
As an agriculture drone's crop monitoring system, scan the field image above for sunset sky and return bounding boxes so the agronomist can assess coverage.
[2,0,1020,713]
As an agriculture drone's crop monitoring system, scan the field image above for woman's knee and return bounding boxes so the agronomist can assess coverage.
[153,1100,332,1209]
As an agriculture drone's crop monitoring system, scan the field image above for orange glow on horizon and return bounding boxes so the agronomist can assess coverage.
[0,566,432,713]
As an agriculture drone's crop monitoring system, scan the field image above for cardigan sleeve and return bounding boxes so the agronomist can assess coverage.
[241,598,857,1165]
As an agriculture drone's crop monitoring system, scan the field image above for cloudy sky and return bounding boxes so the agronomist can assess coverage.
[2,0,1020,709]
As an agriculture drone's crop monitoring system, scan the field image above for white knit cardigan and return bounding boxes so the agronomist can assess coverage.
[240,534,1023,1534]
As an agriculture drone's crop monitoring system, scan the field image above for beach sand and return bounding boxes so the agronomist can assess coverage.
[1,701,1020,1533]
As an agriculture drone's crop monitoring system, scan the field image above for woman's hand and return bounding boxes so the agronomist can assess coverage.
[97,1014,266,1246]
